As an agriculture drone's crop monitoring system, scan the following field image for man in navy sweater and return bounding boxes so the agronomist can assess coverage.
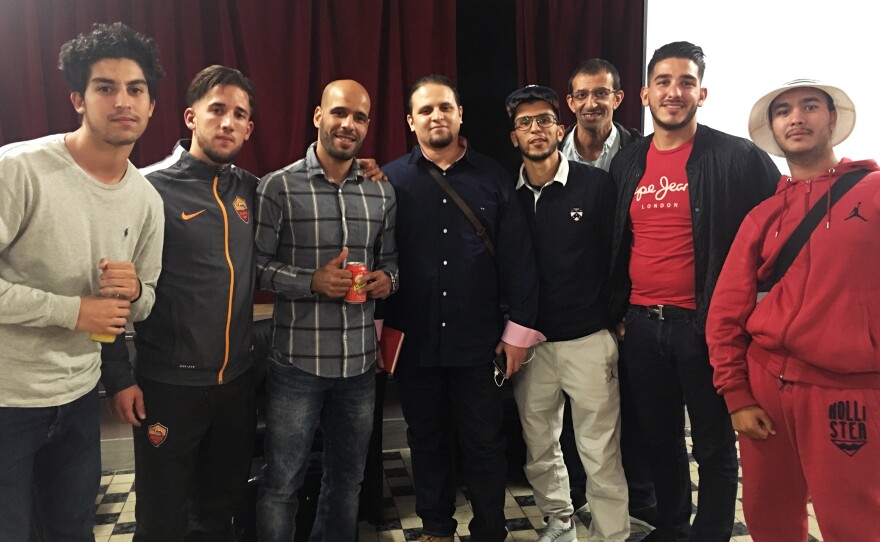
[507,85,629,542]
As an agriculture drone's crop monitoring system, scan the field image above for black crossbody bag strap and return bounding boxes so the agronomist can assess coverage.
[426,166,496,257]
[759,169,869,291]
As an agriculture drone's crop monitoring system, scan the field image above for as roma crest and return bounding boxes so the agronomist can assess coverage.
[233,196,249,223]
[147,423,168,448]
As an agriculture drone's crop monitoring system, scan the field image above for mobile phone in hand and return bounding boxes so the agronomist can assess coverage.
[492,351,507,376]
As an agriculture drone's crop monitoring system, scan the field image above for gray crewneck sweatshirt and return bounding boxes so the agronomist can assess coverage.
[0,134,164,407]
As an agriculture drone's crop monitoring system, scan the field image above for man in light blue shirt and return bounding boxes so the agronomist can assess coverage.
[559,58,657,530]
[561,58,640,171]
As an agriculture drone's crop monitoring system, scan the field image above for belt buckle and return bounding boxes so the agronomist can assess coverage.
[647,304,665,320]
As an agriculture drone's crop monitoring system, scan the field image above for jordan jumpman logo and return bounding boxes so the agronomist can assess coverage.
[845,202,867,222]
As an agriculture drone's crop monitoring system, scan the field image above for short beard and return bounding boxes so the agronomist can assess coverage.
[426,132,454,149]
[194,133,242,165]
[203,147,239,165]
[521,144,558,163]
[319,128,361,161]
[649,103,698,133]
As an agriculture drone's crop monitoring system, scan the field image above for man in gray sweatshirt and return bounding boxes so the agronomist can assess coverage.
[0,22,165,541]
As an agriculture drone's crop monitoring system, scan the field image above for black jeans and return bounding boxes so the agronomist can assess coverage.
[394,362,507,542]
[619,307,738,542]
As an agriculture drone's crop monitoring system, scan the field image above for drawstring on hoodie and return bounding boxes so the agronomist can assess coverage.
[825,167,835,228]
[825,188,831,228]
[774,178,794,238]
[774,167,838,237]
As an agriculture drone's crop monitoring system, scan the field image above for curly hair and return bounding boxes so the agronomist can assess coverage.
[58,22,165,99]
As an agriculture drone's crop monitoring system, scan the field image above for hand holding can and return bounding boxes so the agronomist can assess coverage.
[75,295,130,342]
[310,248,353,298]
[81,259,129,342]
[89,295,123,343]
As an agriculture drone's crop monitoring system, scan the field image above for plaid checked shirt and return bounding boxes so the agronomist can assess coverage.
[254,144,398,377]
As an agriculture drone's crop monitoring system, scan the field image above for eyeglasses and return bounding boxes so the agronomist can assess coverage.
[513,114,558,131]
[569,88,617,102]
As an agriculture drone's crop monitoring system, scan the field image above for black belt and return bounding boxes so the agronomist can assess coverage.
[631,304,696,320]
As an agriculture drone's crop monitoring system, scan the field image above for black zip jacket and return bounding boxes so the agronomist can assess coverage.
[608,124,780,331]
[113,140,258,388]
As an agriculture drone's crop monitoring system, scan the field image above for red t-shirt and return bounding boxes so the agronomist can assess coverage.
[628,139,696,309]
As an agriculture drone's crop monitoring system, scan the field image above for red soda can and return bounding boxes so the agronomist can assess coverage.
[344,262,368,303]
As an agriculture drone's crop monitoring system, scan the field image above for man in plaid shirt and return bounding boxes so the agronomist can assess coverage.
[253,79,398,542]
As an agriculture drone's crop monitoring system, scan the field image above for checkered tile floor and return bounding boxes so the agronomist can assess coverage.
[93,437,825,542]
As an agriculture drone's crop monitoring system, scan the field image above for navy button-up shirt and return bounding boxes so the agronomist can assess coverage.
[383,144,539,368]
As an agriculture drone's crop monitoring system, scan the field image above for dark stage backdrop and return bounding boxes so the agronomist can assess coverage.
[515,0,645,131]
[0,0,643,175]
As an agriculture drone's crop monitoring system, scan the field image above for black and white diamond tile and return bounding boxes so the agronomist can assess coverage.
[94,438,825,541]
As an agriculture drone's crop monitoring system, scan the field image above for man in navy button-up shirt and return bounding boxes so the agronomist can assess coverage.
[383,74,543,542]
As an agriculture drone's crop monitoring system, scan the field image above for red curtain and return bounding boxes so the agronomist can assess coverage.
[515,0,645,131]
[0,0,456,174]
[0,1,645,172]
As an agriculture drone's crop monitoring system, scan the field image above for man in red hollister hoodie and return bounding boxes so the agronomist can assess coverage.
[707,80,880,542]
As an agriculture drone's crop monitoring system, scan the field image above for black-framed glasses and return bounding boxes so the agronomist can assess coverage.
[513,114,558,131]
[569,87,617,102]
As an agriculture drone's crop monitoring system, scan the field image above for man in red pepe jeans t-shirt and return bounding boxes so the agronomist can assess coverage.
[607,41,779,542]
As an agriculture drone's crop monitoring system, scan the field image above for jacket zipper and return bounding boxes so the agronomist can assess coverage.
[211,174,234,384]
[776,181,813,382]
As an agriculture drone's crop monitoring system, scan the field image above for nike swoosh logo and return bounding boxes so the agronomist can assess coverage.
[181,209,207,221]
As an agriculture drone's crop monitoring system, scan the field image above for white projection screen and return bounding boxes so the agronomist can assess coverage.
[643,0,879,173]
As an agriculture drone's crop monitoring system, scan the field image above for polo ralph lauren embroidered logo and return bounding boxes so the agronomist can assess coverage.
[147,423,168,448]
[570,207,583,221]
[233,196,249,223]
[181,209,207,221]
[844,202,867,221]
[828,400,867,456]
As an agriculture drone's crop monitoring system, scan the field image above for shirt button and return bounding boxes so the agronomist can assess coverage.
[343,334,348,339]
[342,305,346,310]
[443,260,448,265]
[443,198,448,203]
[441,322,446,327]
[442,291,447,296]
[442,228,447,234]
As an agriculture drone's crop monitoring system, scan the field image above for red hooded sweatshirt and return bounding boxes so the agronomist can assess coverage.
[707,158,880,414]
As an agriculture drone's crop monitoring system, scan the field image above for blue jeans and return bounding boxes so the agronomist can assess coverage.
[620,307,738,542]
[0,387,100,542]
[257,362,375,542]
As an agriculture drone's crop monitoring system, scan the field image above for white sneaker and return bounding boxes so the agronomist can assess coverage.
[537,516,576,542]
